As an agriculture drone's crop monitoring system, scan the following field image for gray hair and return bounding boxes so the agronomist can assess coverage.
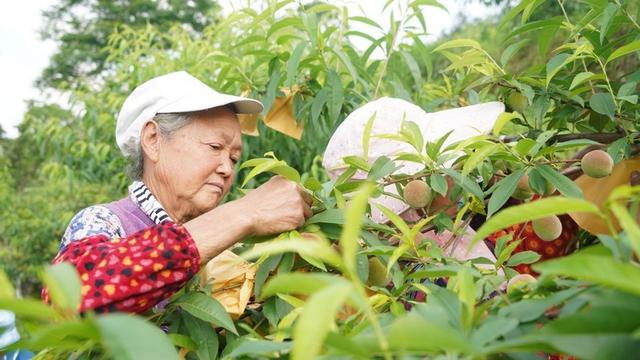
[126,113,194,180]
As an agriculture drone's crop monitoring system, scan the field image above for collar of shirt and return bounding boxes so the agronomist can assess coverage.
[128,181,173,225]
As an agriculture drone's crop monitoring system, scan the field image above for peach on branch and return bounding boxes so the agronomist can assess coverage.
[512,174,533,200]
[532,215,563,241]
[507,92,528,113]
[403,179,433,208]
[581,150,613,178]
[367,257,391,288]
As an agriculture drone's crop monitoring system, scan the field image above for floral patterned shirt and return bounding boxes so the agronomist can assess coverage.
[43,182,201,314]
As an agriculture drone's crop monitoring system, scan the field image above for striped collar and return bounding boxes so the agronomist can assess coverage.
[128,181,172,224]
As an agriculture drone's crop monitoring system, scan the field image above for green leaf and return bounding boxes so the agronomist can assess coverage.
[241,237,343,269]
[340,183,376,277]
[388,313,474,353]
[0,270,15,299]
[182,312,219,360]
[24,320,100,351]
[327,70,344,123]
[498,287,584,322]
[434,38,483,52]
[441,168,484,200]
[42,262,82,312]
[600,3,619,44]
[454,266,476,331]
[471,316,519,347]
[97,313,179,360]
[570,71,596,90]
[608,186,640,257]
[261,273,345,298]
[589,93,616,119]
[349,16,383,30]
[222,339,291,359]
[0,299,59,321]
[401,120,424,153]
[343,155,371,172]
[534,253,640,296]
[285,42,306,88]
[362,111,377,159]
[430,172,448,197]
[493,112,524,135]
[501,39,529,66]
[507,251,542,266]
[241,158,300,187]
[311,88,328,123]
[307,208,345,225]
[329,47,360,86]
[463,143,500,176]
[546,53,572,86]
[607,40,640,63]
[400,51,422,89]
[292,282,353,360]
[174,292,237,335]
[375,204,411,235]
[536,164,583,198]
[368,156,398,181]
[168,333,198,352]
[487,169,525,218]
[472,197,600,245]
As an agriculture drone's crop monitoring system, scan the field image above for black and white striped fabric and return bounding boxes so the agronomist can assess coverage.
[128,181,172,224]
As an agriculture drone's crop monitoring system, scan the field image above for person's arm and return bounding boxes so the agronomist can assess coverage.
[44,176,311,313]
[185,176,313,264]
[43,221,200,314]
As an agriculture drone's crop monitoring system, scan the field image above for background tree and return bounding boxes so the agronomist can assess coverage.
[37,0,219,90]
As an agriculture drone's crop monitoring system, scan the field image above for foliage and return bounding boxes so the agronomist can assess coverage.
[38,0,219,90]
[2,0,640,359]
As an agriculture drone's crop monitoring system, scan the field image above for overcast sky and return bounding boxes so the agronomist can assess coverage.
[0,0,500,138]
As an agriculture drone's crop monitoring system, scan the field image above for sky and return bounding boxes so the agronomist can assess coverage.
[0,0,501,138]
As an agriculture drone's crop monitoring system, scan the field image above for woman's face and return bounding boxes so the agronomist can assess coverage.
[151,107,242,222]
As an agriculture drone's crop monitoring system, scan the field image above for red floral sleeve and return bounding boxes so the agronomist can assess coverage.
[42,222,201,314]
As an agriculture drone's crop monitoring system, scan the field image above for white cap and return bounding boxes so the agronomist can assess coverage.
[322,97,504,223]
[116,71,263,157]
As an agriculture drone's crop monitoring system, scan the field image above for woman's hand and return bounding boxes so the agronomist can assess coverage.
[238,176,313,237]
[184,176,312,263]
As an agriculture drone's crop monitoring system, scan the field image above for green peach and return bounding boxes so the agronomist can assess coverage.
[512,174,533,200]
[581,150,613,178]
[532,215,563,241]
[367,257,391,288]
[403,179,433,208]
[507,92,528,113]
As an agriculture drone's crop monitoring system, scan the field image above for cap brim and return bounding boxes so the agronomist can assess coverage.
[158,94,263,115]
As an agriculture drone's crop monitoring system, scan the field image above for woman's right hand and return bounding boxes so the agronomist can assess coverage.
[237,176,313,237]
[185,176,313,263]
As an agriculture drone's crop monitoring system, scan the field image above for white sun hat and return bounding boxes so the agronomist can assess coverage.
[116,71,263,157]
[322,97,505,224]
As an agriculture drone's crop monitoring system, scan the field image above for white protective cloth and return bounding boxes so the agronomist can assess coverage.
[322,97,504,263]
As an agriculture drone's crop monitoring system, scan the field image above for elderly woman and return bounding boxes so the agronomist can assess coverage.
[45,71,312,313]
